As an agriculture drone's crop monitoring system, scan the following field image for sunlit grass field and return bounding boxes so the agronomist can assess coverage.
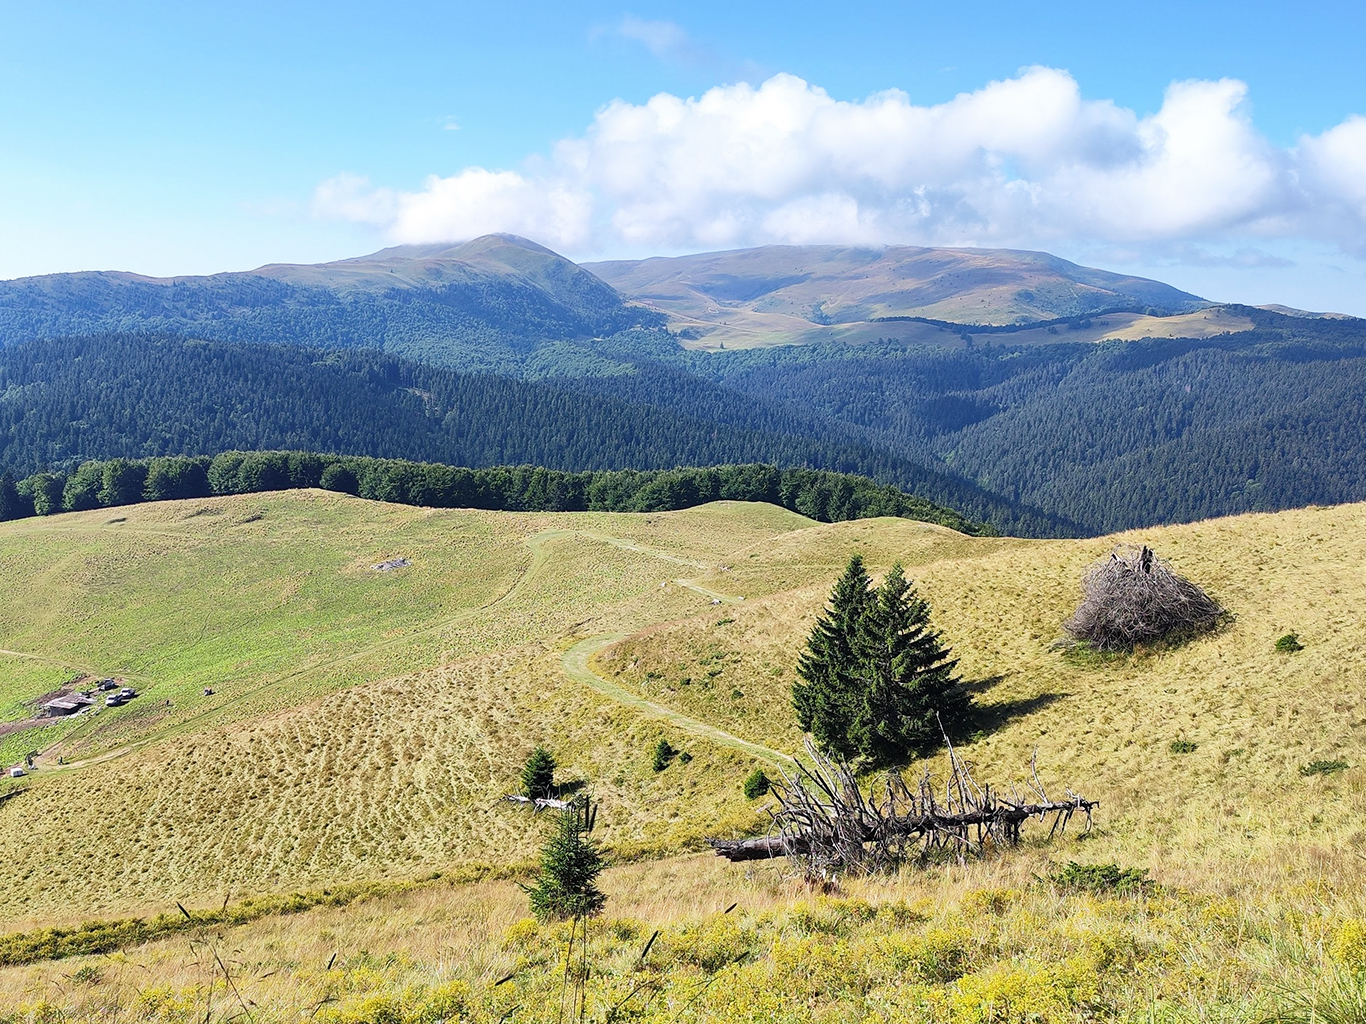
[0,492,1364,1021]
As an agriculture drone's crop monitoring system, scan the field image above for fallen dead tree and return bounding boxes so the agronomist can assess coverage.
[709,738,1096,877]
[503,794,576,812]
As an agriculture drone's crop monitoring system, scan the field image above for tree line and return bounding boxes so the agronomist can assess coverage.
[0,452,991,534]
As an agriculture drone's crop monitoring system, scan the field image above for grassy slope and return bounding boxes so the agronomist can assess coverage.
[0,494,815,921]
[599,507,1366,873]
[1,494,1364,1020]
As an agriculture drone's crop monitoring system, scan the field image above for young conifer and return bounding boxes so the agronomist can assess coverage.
[522,799,607,921]
[521,745,556,799]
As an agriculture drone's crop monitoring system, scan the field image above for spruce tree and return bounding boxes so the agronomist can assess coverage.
[792,554,873,760]
[521,745,556,799]
[0,474,20,522]
[850,564,964,764]
[794,557,967,766]
[522,799,607,921]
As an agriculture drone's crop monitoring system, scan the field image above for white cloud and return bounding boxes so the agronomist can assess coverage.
[314,69,1366,258]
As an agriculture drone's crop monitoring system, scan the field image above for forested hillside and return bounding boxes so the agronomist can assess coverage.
[670,308,1366,532]
[0,235,663,372]
[0,451,987,534]
[493,311,1366,533]
[0,333,1063,534]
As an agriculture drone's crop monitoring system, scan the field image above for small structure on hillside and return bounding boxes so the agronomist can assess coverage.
[43,694,94,717]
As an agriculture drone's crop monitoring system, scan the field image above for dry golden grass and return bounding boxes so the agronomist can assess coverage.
[2,494,1366,1020]
[4,849,1366,1023]
[0,496,808,922]
[598,504,1366,881]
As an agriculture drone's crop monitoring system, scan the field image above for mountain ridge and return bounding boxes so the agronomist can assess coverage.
[585,241,1211,347]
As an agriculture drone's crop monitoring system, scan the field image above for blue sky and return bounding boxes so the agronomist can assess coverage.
[3,1,1365,313]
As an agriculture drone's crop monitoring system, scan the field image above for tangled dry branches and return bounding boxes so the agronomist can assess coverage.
[708,738,1095,879]
[1063,545,1226,652]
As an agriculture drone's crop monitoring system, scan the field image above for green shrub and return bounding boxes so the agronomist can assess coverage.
[521,746,556,799]
[1048,862,1153,895]
[1170,739,1198,754]
[651,739,676,773]
[743,769,770,799]
[1275,632,1305,652]
[1301,759,1350,777]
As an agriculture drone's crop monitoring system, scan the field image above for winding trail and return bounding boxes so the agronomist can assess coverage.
[538,528,792,764]
[561,634,791,766]
[21,522,794,771]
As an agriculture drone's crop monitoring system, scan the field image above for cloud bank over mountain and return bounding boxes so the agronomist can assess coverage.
[315,68,1366,260]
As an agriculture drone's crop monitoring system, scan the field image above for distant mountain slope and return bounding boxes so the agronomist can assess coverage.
[673,307,1366,532]
[585,243,1208,347]
[0,234,663,371]
[0,234,1215,364]
[0,333,1072,536]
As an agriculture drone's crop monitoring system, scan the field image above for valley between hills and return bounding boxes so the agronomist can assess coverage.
[0,491,1363,1021]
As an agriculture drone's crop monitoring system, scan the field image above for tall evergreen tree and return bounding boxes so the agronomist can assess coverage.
[0,473,20,522]
[850,564,965,763]
[794,557,967,766]
[793,554,874,760]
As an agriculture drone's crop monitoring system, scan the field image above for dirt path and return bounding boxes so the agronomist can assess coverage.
[561,634,791,766]
[33,524,791,772]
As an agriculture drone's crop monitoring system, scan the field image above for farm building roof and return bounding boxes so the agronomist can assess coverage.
[43,694,94,712]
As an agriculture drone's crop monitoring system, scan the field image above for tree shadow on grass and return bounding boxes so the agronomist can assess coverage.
[957,674,1070,738]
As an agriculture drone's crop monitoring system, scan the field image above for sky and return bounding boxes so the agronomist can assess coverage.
[3,1,1365,313]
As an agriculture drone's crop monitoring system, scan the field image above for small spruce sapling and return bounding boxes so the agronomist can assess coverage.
[521,746,557,799]
[522,798,607,921]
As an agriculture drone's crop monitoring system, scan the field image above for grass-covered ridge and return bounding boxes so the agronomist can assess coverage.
[0,494,1363,1020]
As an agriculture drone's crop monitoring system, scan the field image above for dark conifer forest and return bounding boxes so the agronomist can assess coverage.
[2,249,1364,538]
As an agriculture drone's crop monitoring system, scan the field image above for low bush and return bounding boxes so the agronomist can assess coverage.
[1047,862,1154,895]
[1300,759,1349,777]
[651,739,676,772]
[1275,632,1305,652]
[1170,739,1198,754]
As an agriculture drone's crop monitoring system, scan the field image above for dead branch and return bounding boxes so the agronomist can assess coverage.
[708,738,1096,877]
[503,794,575,812]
